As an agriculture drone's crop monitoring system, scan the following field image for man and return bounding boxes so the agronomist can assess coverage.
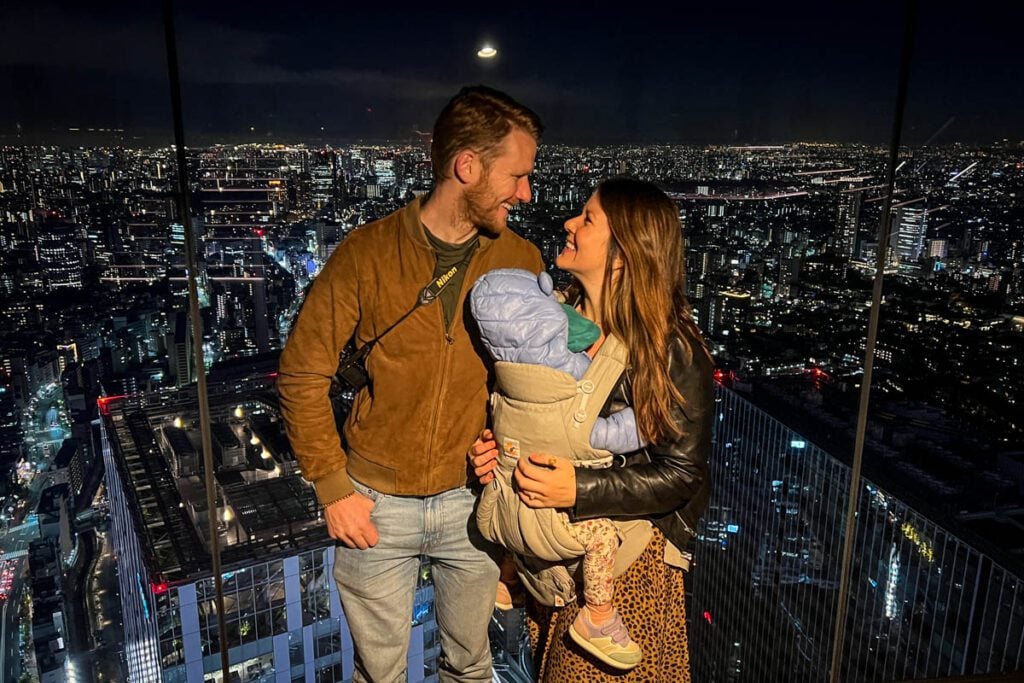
[277,86,544,682]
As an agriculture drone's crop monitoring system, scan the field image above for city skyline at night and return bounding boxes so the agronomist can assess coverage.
[1,2,1023,681]
[2,136,1022,681]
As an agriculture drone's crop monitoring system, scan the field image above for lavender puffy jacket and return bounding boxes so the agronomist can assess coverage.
[470,268,642,454]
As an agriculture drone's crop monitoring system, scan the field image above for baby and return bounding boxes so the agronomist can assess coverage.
[471,268,643,671]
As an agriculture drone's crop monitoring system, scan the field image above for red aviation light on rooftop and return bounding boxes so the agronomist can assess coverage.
[713,369,738,386]
[151,580,170,595]
[703,610,713,624]
[96,394,129,415]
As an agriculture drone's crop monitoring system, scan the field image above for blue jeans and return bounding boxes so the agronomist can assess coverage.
[333,479,500,683]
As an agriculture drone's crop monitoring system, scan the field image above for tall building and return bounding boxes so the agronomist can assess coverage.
[99,380,444,682]
[37,219,84,290]
[714,290,752,337]
[52,437,85,500]
[310,155,336,211]
[833,190,862,261]
[29,538,70,683]
[927,238,948,259]
[890,204,927,268]
[209,278,272,358]
[313,222,343,262]
[688,386,1024,682]
[168,311,195,388]
[777,256,802,299]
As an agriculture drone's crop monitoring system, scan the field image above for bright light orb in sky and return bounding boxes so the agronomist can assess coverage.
[477,46,497,59]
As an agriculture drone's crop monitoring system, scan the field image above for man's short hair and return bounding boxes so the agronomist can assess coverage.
[431,85,543,181]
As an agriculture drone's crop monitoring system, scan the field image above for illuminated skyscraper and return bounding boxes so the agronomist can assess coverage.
[99,380,443,682]
[833,190,862,261]
[37,219,84,290]
[927,238,948,259]
[890,204,927,267]
[714,290,752,337]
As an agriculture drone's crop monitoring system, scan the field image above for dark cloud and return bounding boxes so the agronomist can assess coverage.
[1,1,1021,145]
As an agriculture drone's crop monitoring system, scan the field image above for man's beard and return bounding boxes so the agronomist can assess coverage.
[460,179,505,237]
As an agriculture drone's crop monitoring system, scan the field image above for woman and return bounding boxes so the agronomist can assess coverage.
[470,177,713,681]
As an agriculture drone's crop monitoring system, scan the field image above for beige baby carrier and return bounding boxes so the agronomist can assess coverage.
[475,334,652,607]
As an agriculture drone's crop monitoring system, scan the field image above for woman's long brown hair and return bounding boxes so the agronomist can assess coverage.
[568,177,707,444]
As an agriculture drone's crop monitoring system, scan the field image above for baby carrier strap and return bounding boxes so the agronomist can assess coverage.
[567,334,628,469]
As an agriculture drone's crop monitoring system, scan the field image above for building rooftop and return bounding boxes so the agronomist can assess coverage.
[52,437,80,469]
[163,425,196,458]
[222,475,321,543]
[101,380,328,584]
[36,483,70,517]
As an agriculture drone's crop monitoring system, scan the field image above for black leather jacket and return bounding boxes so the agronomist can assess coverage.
[573,327,714,552]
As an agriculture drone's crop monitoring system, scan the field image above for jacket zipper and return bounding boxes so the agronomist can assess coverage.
[424,250,479,480]
[426,302,454,463]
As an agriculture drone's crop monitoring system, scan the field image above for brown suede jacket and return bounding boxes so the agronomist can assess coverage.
[277,196,544,505]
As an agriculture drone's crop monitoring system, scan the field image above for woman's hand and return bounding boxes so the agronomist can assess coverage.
[514,453,576,509]
[468,429,499,485]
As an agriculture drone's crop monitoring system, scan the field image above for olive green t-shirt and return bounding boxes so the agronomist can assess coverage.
[425,229,480,331]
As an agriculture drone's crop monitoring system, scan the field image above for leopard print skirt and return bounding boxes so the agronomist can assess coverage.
[527,529,692,682]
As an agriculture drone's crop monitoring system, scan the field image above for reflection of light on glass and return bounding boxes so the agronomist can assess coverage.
[901,522,935,562]
[884,542,900,619]
[477,45,497,58]
[413,600,430,625]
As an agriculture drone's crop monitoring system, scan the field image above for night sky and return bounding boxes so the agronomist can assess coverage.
[1,1,1021,146]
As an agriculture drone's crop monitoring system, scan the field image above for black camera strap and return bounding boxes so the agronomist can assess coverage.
[331,244,477,396]
[362,245,477,351]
